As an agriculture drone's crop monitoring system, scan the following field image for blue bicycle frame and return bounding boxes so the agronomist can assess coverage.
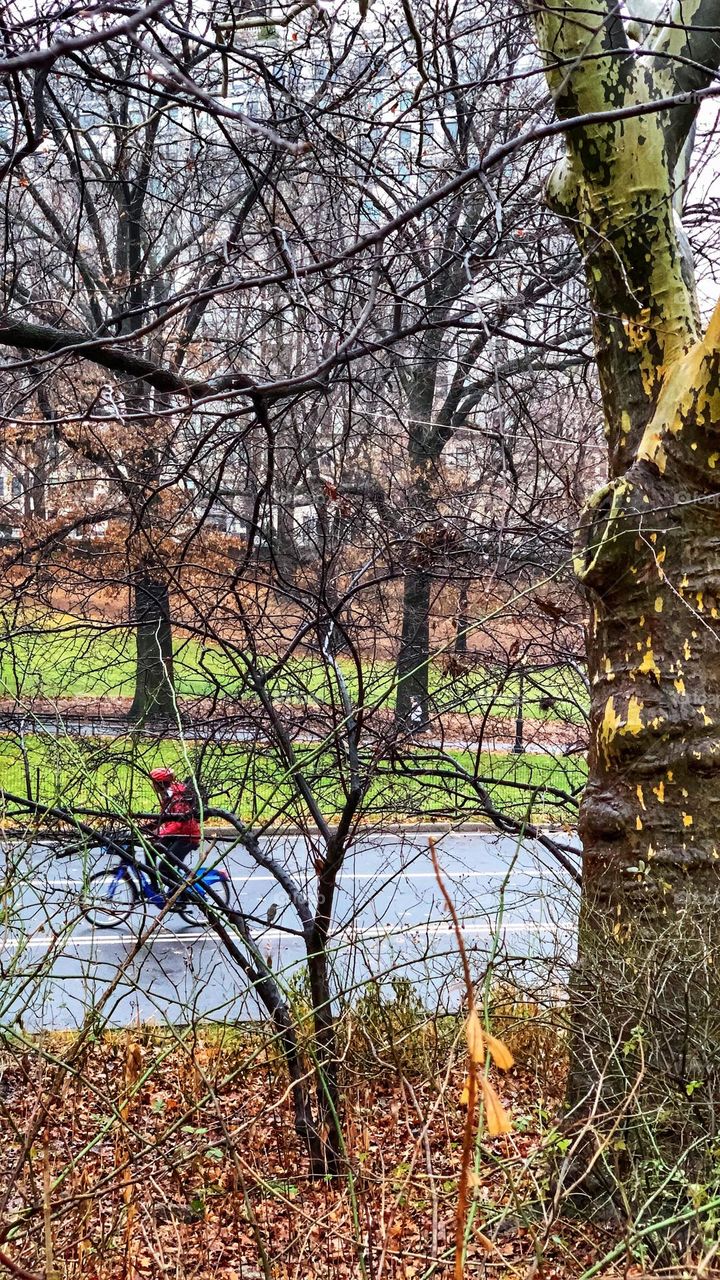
[105,842,228,908]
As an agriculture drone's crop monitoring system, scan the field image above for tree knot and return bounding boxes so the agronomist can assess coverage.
[574,477,637,590]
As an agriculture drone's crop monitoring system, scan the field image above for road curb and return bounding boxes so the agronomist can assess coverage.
[4,819,573,842]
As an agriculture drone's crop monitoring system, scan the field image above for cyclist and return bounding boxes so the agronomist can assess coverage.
[147,767,201,891]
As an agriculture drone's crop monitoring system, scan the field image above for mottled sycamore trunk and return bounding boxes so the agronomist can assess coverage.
[533,0,720,1201]
[571,318,720,1193]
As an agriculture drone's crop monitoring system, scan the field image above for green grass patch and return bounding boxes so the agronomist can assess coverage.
[0,611,588,724]
[0,730,587,826]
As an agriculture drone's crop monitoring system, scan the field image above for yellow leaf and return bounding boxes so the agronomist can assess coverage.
[484,1031,515,1071]
[465,1008,485,1063]
[459,1076,471,1108]
[476,1230,494,1253]
[466,1011,514,1070]
[479,1076,512,1136]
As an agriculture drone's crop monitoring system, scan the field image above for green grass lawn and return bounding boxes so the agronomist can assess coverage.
[0,611,588,725]
[0,730,587,827]
[0,612,588,825]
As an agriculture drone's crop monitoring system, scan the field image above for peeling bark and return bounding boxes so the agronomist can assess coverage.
[569,303,720,1197]
[532,0,720,1204]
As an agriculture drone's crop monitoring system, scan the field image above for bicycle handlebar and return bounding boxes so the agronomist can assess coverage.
[54,832,135,859]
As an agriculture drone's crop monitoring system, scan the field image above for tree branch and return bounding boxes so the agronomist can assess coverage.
[652,0,720,165]
[0,319,253,398]
[0,0,172,74]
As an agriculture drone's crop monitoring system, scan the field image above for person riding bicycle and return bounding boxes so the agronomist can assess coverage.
[147,767,201,891]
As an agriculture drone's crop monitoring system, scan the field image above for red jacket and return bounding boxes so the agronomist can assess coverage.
[158,781,201,841]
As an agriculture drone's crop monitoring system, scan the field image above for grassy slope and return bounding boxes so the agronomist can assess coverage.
[0,615,588,725]
[0,615,587,823]
[0,731,587,825]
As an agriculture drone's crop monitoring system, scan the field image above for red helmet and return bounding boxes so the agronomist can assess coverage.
[149,767,175,784]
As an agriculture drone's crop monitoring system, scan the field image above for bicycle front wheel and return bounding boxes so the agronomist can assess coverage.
[81,868,140,930]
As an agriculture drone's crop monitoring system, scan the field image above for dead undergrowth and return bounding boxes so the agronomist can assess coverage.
[0,1003,711,1280]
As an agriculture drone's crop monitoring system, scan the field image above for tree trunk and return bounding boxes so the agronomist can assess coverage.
[128,571,176,723]
[531,0,720,1208]
[306,949,343,1176]
[454,582,469,655]
[396,354,442,731]
[270,495,300,582]
[396,567,432,730]
[568,365,720,1199]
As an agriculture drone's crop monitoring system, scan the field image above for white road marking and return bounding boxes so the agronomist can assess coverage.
[42,868,538,888]
[0,919,574,951]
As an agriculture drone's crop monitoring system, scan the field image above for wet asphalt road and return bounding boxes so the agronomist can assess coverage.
[0,828,579,1030]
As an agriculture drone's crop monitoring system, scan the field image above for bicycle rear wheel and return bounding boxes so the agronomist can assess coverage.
[81,868,141,930]
[176,875,231,926]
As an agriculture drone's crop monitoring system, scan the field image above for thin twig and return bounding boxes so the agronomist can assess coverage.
[429,837,476,1280]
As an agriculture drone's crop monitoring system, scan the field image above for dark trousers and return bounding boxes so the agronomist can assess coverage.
[153,836,199,889]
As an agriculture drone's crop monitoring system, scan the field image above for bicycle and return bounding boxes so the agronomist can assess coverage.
[60,833,232,930]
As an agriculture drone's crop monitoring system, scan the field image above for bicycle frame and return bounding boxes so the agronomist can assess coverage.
[107,841,228,908]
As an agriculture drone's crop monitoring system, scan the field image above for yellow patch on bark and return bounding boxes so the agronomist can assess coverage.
[698,706,713,726]
[683,813,693,827]
[623,309,651,349]
[638,430,667,473]
[598,695,646,761]
[683,639,692,660]
[674,677,686,695]
[638,648,661,680]
[600,697,623,756]
[636,784,645,810]
[653,780,665,803]
[654,597,663,612]
[636,815,643,830]
[625,697,644,734]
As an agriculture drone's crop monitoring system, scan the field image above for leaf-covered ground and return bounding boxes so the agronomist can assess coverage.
[0,1021,648,1280]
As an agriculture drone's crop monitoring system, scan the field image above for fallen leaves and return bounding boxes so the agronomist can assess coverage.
[0,1025,618,1280]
